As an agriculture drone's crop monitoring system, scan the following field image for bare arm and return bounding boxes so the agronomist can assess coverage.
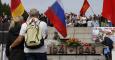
[10,35,24,48]
[10,23,26,48]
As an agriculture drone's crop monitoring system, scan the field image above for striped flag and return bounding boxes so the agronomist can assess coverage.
[45,1,67,38]
[11,0,25,17]
[80,0,90,16]
[102,0,115,25]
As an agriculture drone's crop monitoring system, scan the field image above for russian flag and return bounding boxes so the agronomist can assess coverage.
[45,1,67,37]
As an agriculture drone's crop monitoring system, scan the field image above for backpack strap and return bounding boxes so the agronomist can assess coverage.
[25,18,41,33]
[37,20,41,26]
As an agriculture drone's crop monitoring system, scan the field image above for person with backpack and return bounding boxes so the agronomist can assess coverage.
[5,16,25,60]
[10,8,48,60]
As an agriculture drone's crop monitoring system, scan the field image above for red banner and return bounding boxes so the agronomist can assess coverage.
[80,0,90,16]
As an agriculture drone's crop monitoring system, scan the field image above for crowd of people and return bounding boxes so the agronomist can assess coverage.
[65,13,114,27]
[38,12,115,27]
[0,9,114,60]
[0,12,115,27]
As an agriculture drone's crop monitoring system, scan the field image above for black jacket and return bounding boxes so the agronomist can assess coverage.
[102,37,113,49]
[5,23,24,57]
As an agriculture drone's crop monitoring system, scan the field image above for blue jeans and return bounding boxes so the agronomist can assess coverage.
[25,53,47,60]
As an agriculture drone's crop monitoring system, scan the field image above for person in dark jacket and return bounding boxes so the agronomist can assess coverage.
[5,16,25,60]
[102,33,113,60]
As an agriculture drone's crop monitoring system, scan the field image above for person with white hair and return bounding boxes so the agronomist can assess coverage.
[10,8,48,60]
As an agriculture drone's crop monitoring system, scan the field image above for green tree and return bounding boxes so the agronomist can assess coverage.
[0,0,3,16]
[2,3,11,17]
[2,3,29,20]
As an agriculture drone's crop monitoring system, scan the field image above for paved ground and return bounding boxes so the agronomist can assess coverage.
[0,44,8,60]
[0,44,106,60]
[0,44,3,60]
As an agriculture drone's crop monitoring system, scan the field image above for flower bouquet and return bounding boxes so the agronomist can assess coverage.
[65,38,81,47]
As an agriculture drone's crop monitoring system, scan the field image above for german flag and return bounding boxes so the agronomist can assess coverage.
[11,0,25,17]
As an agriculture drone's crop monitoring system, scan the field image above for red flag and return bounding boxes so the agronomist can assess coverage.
[80,0,90,16]
[102,0,115,25]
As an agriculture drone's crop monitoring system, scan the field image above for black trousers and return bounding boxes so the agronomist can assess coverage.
[9,49,26,60]
[25,53,47,60]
